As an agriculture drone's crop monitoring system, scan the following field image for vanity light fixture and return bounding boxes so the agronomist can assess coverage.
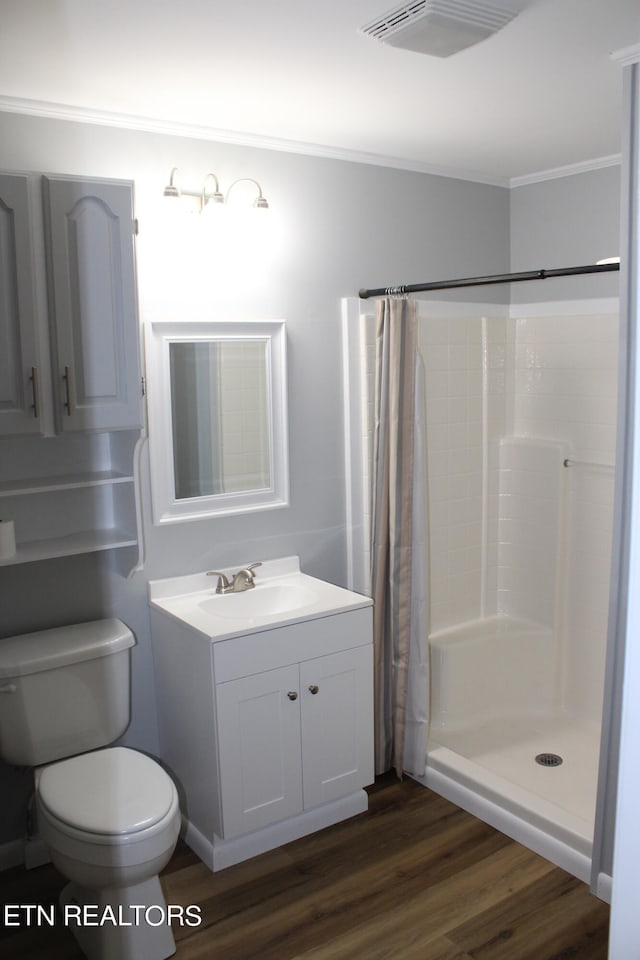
[225,177,269,210]
[203,172,225,207]
[162,167,182,200]
[163,168,269,212]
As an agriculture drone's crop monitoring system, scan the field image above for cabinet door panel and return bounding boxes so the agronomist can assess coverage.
[43,177,141,431]
[216,665,303,839]
[301,645,374,809]
[0,174,41,434]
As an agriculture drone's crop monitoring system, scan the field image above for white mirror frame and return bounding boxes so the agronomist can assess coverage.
[146,320,289,523]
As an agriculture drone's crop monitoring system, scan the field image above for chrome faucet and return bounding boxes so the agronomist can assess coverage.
[207,562,262,595]
[231,562,262,592]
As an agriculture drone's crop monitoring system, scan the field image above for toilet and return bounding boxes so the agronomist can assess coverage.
[0,618,181,960]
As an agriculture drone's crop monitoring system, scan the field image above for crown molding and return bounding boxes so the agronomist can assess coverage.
[611,43,640,67]
[0,95,621,190]
[0,95,511,186]
[509,154,621,188]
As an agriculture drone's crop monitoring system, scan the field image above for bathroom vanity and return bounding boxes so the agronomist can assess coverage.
[149,556,374,871]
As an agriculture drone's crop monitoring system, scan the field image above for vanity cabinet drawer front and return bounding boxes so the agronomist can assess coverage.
[213,607,372,683]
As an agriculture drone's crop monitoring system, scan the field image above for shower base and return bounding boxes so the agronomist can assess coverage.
[416,714,598,883]
[416,617,601,885]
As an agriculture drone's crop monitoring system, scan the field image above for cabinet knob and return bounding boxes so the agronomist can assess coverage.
[308,684,319,695]
[287,691,298,701]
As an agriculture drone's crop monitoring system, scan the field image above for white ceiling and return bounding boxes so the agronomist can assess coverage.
[1,0,639,184]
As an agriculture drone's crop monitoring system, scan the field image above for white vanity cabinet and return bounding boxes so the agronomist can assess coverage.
[215,644,373,839]
[149,567,374,873]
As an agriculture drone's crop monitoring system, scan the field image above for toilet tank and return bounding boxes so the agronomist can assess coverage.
[0,619,135,766]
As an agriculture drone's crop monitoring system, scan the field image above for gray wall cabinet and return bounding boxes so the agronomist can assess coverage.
[0,173,141,566]
[42,176,141,433]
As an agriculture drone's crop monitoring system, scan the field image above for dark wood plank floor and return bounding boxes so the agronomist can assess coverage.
[0,776,609,959]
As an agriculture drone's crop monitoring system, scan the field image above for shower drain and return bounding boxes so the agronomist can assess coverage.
[535,752,563,767]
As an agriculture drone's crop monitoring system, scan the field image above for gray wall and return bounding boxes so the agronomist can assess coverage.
[510,164,621,301]
[0,111,509,845]
[0,111,623,853]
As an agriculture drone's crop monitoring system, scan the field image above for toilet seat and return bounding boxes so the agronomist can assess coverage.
[36,746,181,872]
[37,747,177,841]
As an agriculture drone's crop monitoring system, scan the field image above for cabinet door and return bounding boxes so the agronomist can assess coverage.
[43,176,141,431]
[300,645,374,809]
[216,664,303,839]
[0,174,42,434]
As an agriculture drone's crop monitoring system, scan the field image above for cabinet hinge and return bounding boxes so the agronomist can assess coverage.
[133,218,139,235]
[141,376,146,397]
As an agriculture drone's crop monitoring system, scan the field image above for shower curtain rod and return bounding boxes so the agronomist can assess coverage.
[358,261,620,300]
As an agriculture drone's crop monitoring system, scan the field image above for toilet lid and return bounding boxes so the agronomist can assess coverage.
[37,747,176,836]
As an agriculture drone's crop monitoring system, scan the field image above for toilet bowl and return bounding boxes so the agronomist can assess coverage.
[0,619,183,960]
[36,747,181,887]
[36,747,181,960]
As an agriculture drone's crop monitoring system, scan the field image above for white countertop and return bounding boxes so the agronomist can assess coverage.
[148,555,372,641]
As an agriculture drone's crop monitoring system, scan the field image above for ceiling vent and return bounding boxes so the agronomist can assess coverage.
[361,0,528,57]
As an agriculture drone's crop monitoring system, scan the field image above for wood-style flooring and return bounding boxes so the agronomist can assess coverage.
[0,775,610,959]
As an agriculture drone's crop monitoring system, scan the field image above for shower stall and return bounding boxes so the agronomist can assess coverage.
[342,292,619,887]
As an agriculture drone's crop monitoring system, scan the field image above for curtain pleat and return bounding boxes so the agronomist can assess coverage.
[371,297,420,777]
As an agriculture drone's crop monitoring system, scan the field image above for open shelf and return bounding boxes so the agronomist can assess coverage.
[0,471,134,497]
[0,431,140,566]
[0,528,138,566]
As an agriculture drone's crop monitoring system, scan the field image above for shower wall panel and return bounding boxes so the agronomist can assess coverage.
[359,313,376,592]
[420,307,508,633]
[511,306,618,722]
[346,299,616,728]
[496,437,567,627]
[484,315,510,618]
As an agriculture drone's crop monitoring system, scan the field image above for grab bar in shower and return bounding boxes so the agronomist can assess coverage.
[563,458,615,471]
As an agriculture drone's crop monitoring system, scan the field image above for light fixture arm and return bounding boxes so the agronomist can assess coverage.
[225,178,269,209]
[163,170,269,211]
[202,172,224,207]
[163,167,182,199]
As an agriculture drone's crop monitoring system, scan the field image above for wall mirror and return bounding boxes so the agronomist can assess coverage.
[147,320,289,523]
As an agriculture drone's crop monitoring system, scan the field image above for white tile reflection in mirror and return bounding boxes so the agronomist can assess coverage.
[146,320,289,523]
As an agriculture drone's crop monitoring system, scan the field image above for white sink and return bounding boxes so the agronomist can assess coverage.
[148,556,372,640]
[199,580,319,619]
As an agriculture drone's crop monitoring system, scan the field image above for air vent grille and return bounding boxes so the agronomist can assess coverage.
[363,0,427,41]
[361,1,518,56]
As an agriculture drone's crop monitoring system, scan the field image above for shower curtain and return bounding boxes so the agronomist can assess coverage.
[371,297,429,778]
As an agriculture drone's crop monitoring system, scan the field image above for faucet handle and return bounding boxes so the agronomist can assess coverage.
[242,562,262,584]
[231,562,262,592]
[206,571,231,594]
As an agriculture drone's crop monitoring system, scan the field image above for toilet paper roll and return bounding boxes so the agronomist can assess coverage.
[0,519,16,560]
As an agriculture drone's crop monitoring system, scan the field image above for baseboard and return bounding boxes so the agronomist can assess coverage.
[419,766,593,884]
[595,871,612,903]
[24,835,51,869]
[0,835,53,872]
[0,839,24,872]
[183,790,369,872]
